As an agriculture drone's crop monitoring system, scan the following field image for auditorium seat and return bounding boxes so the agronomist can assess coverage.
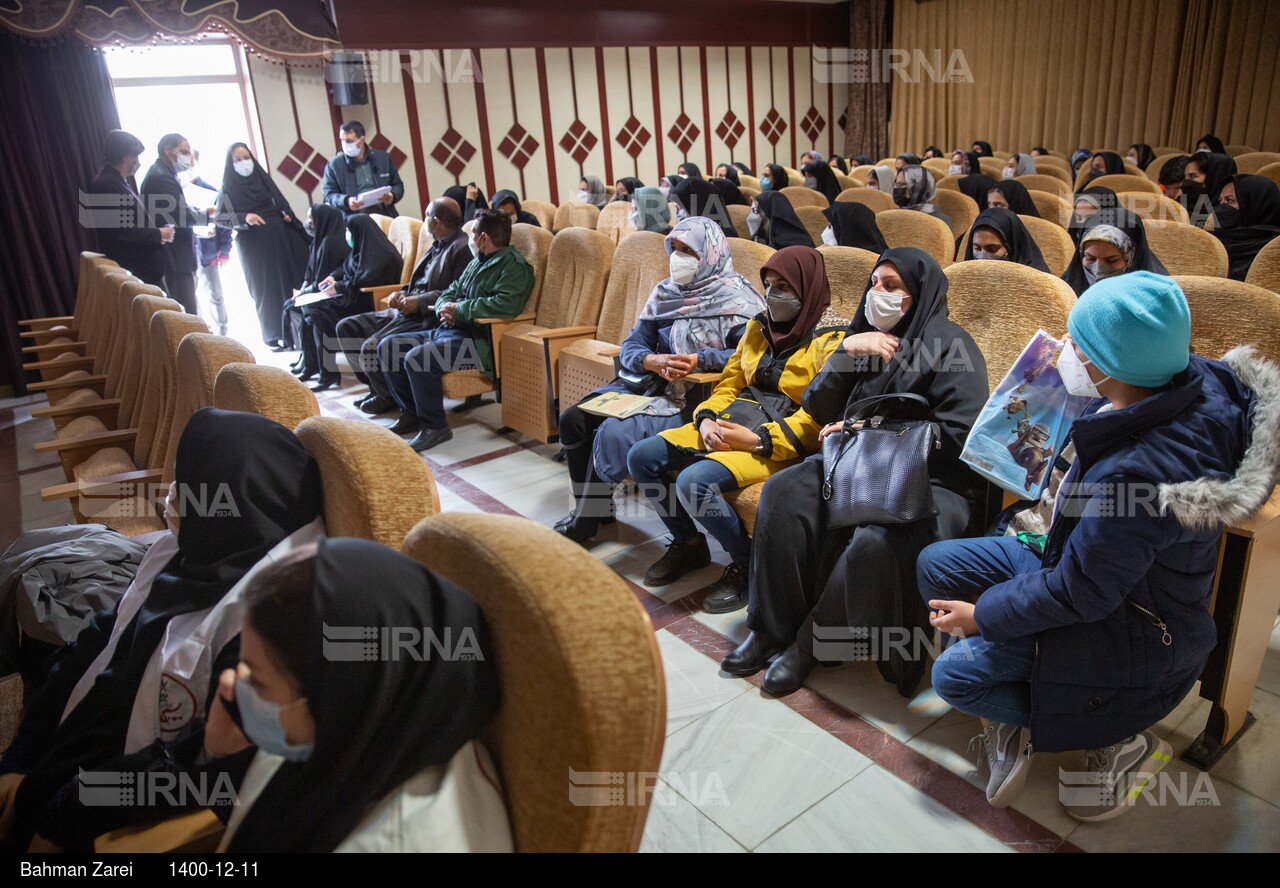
[1015,174,1072,197]
[1087,173,1161,195]
[553,202,601,232]
[793,206,829,246]
[922,157,951,180]
[596,200,633,244]
[834,187,895,213]
[18,252,115,338]
[1143,220,1229,277]
[1151,145,1185,158]
[816,245,879,322]
[848,165,875,183]
[368,215,422,309]
[1028,190,1072,227]
[727,238,774,286]
[931,189,979,250]
[213,363,320,430]
[738,174,761,191]
[944,261,1075,391]
[727,203,751,236]
[780,186,829,209]
[19,255,118,359]
[159,334,257,485]
[876,209,954,268]
[24,269,135,385]
[1225,145,1258,158]
[1117,192,1190,224]
[1147,153,1187,183]
[1024,165,1073,187]
[782,166,805,185]
[521,199,557,230]
[833,173,859,191]
[499,228,615,441]
[1244,237,1280,294]
[1254,162,1280,191]
[978,157,1005,178]
[556,231,673,411]
[1073,164,1148,191]
[1018,215,1076,276]
[1234,152,1280,175]
[400,512,665,852]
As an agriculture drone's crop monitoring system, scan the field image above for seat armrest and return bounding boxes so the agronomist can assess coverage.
[35,428,137,454]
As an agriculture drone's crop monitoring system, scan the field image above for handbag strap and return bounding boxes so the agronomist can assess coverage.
[746,385,806,457]
[841,391,931,423]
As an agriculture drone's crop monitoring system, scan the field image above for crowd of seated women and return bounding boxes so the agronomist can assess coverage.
[2,131,1277,850]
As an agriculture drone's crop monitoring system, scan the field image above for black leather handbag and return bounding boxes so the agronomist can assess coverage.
[820,392,940,527]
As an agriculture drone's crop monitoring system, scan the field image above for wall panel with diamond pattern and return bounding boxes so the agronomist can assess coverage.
[248,46,848,216]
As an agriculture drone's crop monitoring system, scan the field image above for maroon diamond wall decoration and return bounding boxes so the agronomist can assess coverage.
[616,115,651,159]
[800,107,826,144]
[559,120,598,164]
[838,111,848,132]
[368,133,408,171]
[759,109,787,146]
[667,112,701,155]
[430,128,476,178]
[715,111,746,149]
[498,123,539,170]
[277,138,326,196]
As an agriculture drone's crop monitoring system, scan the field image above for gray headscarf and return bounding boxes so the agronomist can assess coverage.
[868,165,895,192]
[1008,153,1037,178]
[580,175,608,209]
[631,187,671,233]
[900,165,937,213]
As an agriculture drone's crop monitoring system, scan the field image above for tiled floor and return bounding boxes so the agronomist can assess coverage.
[7,324,1280,853]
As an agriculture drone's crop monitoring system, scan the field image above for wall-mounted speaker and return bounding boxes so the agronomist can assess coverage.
[327,51,369,107]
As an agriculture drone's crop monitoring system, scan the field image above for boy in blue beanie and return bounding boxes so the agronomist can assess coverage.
[918,272,1270,821]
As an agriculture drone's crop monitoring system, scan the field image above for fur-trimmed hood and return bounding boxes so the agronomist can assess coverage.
[1159,345,1279,529]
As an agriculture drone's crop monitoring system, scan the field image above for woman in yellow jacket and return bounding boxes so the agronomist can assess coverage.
[627,245,844,613]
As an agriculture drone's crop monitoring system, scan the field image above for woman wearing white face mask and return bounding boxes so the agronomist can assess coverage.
[725,247,989,697]
[578,175,608,209]
[1061,209,1168,296]
[629,246,845,611]
[1003,153,1037,180]
[214,142,310,348]
[554,218,764,544]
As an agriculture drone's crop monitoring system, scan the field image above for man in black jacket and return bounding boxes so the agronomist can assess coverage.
[335,197,472,415]
[83,130,172,286]
[140,133,209,314]
[322,120,405,219]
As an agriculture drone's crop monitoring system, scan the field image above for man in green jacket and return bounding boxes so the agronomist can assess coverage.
[379,208,535,451]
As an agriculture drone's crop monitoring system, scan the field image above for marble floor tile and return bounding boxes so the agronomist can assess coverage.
[656,629,752,736]
[639,780,747,853]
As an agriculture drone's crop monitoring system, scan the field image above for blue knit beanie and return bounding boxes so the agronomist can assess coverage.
[1066,271,1190,387]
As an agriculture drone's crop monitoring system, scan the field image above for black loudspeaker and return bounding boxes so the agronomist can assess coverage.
[327,51,369,107]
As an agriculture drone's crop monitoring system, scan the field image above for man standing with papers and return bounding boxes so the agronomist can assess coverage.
[323,120,405,218]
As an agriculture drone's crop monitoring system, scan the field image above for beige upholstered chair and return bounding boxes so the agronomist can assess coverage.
[794,206,829,246]
[1146,153,1186,183]
[1232,152,1278,172]
[931,189,979,250]
[213,363,320,430]
[1255,162,1280,191]
[499,228,616,441]
[943,261,1076,393]
[400,512,665,852]
[37,311,209,534]
[295,416,440,547]
[1151,146,1185,157]
[727,203,751,236]
[727,238,774,286]
[557,232,671,411]
[1244,237,1280,294]
[19,252,114,333]
[816,245,879,325]
[1177,275,1280,364]
[25,269,136,385]
[1031,155,1071,173]
[835,187,895,213]
[1117,192,1190,224]
[1073,165,1148,191]
[779,186,829,209]
[849,165,875,182]
[596,200,633,244]
[934,174,960,192]
[922,157,951,179]
[367,216,423,309]
[19,254,119,359]
[738,174,761,191]
[978,157,1005,178]
[160,334,257,486]
[834,173,859,191]
[1088,173,1161,195]
[1028,190,1072,228]
[520,199,557,231]
[1019,215,1076,276]
[1143,220,1230,277]
[1016,174,1072,197]
[782,166,805,186]
[370,214,395,236]
[552,202,601,232]
[1024,165,1073,187]
[876,209,955,268]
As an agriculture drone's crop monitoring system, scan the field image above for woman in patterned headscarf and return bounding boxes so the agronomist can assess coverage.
[1061,209,1169,296]
[554,217,766,544]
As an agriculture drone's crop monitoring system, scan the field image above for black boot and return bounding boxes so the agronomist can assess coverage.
[720,631,782,677]
[702,563,749,614]
[761,642,816,697]
[643,534,711,586]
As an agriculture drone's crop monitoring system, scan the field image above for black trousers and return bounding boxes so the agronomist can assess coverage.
[558,404,614,520]
[746,456,972,695]
[163,270,198,315]
[335,310,428,399]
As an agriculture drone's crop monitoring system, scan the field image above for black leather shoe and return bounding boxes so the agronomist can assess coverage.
[387,413,422,436]
[359,395,398,415]
[408,426,453,452]
[295,370,316,383]
[702,563,749,614]
[761,643,816,697]
[720,631,781,677]
[553,517,601,545]
[451,394,490,413]
[553,512,615,533]
[643,534,710,586]
[310,374,341,392]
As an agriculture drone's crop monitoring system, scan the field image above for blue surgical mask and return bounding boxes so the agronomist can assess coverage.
[759,176,772,190]
[235,677,313,762]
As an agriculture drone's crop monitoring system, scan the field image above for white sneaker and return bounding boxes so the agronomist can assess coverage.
[1064,731,1173,823]
[970,721,1033,808]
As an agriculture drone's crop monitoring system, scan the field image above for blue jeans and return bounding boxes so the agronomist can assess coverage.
[918,536,1042,727]
[626,435,750,568]
[378,327,476,429]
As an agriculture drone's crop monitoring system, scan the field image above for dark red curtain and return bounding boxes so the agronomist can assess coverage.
[0,33,119,394]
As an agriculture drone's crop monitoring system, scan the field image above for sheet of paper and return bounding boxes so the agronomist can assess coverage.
[357,186,392,205]
[293,291,334,307]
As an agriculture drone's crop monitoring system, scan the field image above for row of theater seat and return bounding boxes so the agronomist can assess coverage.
[13,256,668,852]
